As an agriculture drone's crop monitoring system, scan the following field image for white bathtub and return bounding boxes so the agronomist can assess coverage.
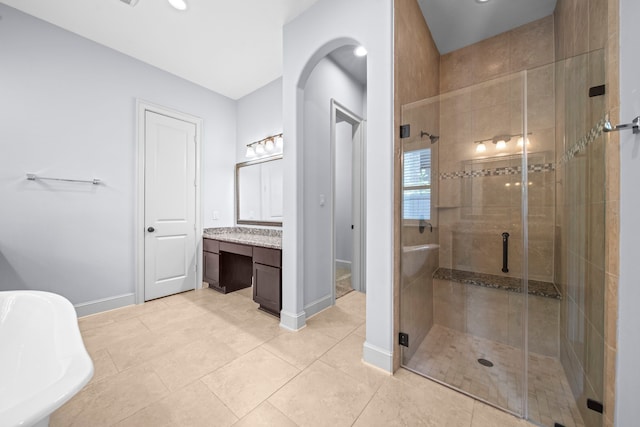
[0,291,94,427]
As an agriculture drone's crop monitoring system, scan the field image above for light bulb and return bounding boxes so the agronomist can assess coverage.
[476,142,486,153]
[275,135,283,150]
[354,46,367,57]
[265,138,274,152]
[168,0,187,10]
[246,146,256,158]
[255,143,265,155]
[495,139,507,150]
[517,136,530,147]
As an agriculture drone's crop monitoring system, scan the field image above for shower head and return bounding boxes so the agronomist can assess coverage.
[420,130,439,144]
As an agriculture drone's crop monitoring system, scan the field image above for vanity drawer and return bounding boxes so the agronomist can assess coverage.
[253,246,281,268]
[203,238,219,254]
[220,241,253,257]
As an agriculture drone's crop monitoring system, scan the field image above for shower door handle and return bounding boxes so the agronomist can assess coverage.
[502,232,509,273]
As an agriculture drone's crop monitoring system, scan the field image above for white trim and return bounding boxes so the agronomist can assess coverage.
[363,340,393,373]
[279,309,307,331]
[135,100,203,304]
[74,293,136,317]
[304,293,333,319]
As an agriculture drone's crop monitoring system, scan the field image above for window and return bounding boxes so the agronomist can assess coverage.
[403,148,431,220]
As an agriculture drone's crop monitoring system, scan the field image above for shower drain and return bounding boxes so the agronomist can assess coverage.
[477,358,494,367]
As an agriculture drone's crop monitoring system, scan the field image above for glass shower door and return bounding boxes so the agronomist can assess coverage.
[529,50,606,427]
[400,72,528,418]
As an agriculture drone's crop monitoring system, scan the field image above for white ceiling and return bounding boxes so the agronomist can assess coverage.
[2,0,558,99]
[328,46,367,87]
[1,0,320,100]
[418,0,558,54]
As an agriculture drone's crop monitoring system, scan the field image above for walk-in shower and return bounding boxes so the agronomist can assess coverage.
[399,23,607,427]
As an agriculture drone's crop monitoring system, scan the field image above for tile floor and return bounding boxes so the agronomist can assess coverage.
[405,324,584,427]
[52,287,539,426]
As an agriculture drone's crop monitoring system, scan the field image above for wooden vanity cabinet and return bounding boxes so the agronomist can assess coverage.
[203,236,281,315]
[204,238,254,294]
[252,246,282,317]
[203,238,222,292]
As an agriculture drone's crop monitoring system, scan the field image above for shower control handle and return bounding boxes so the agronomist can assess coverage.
[147,227,155,233]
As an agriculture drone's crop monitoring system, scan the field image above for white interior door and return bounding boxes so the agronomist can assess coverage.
[144,110,197,301]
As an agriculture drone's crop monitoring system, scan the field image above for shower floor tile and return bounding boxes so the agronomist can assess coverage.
[404,324,585,427]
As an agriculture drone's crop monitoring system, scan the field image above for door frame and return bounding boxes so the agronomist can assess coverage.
[135,100,203,304]
[330,98,366,305]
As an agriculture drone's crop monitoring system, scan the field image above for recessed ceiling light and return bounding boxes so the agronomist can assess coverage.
[354,46,368,57]
[168,0,188,11]
[475,0,490,3]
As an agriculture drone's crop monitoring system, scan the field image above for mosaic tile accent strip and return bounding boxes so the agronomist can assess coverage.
[439,163,555,180]
[433,268,561,299]
[561,116,607,163]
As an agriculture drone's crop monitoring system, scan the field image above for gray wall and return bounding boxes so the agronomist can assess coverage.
[0,5,236,308]
[616,0,640,423]
[236,77,283,162]
[302,56,365,314]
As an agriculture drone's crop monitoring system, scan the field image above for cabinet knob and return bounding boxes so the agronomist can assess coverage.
[147,227,155,232]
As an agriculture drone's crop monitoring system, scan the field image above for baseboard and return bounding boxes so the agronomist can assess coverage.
[335,259,352,270]
[304,293,332,318]
[279,309,307,331]
[363,341,393,373]
[74,293,136,317]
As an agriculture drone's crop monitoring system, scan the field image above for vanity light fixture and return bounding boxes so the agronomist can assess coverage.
[517,136,531,147]
[495,139,507,150]
[168,0,188,11]
[264,138,275,152]
[245,133,284,158]
[474,132,532,153]
[354,46,368,57]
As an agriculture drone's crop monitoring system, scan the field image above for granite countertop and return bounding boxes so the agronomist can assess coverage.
[433,267,561,299]
[203,227,282,250]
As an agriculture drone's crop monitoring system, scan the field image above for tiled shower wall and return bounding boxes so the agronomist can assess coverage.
[437,16,556,283]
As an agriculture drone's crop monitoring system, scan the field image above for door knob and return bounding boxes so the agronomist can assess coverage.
[147,227,155,232]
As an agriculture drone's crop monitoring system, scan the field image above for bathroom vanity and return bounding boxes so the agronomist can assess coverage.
[203,228,282,317]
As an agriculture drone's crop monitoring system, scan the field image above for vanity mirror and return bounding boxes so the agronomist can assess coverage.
[236,155,283,226]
